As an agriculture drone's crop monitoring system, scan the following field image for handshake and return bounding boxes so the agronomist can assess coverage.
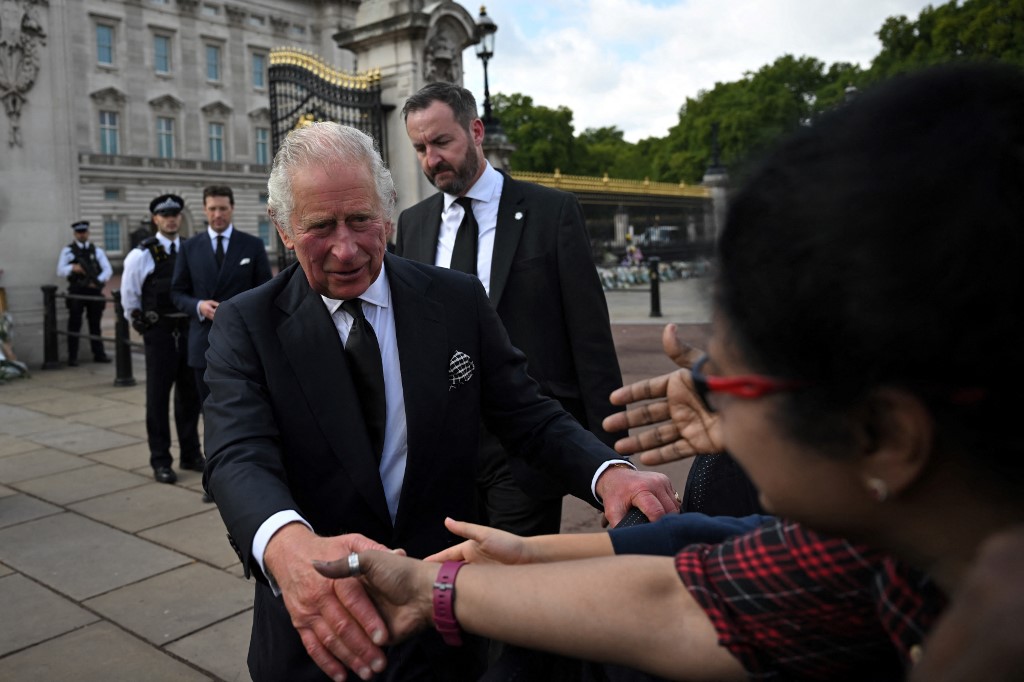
[130,309,160,334]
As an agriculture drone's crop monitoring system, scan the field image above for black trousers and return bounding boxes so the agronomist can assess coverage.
[66,286,106,361]
[475,428,564,538]
[142,323,201,469]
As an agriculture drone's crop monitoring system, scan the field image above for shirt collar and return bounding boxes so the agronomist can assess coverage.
[442,161,501,211]
[156,233,178,249]
[321,261,391,316]
[208,224,234,241]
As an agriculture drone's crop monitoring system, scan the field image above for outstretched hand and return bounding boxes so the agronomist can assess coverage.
[314,550,437,646]
[263,525,393,681]
[426,518,532,565]
[603,323,723,466]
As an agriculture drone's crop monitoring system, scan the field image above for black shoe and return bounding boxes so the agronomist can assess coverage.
[201,492,214,503]
[154,466,177,484]
[67,358,79,367]
[180,456,207,472]
[93,355,112,363]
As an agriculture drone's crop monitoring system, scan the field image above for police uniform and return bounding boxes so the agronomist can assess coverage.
[121,195,202,483]
[56,221,113,365]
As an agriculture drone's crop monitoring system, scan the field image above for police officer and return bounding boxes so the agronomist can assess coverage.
[56,221,113,366]
[121,194,203,485]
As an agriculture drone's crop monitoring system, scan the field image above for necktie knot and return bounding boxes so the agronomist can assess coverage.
[169,242,176,256]
[341,298,365,323]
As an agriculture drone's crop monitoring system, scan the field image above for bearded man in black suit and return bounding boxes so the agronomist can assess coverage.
[396,82,626,538]
[202,122,679,682]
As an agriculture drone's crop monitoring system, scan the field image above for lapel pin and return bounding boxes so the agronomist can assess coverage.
[514,211,523,221]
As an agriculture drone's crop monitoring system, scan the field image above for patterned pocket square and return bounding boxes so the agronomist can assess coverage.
[448,350,475,391]
[239,257,251,265]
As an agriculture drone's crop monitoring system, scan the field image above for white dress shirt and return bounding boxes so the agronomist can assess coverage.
[56,240,113,284]
[252,264,408,589]
[437,161,504,295]
[192,224,235,320]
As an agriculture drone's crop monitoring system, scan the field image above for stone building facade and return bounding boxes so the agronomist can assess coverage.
[0,0,481,364]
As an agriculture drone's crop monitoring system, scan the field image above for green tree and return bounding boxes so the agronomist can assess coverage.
[870,0,1024,80]
[490,93,577,172]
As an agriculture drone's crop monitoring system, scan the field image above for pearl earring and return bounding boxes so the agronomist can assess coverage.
[866,478,889,502]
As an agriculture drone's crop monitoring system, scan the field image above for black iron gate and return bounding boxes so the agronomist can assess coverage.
[268,48,387,268]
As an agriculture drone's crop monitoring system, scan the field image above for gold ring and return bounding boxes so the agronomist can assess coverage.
[674,492,682,504]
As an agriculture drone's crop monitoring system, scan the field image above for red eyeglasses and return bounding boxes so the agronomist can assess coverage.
[691,354,810,413]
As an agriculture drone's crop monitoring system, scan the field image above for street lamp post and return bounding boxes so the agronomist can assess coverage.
[475,5,498,132]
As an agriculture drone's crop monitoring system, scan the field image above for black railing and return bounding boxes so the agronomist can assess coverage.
[41,285,138,386]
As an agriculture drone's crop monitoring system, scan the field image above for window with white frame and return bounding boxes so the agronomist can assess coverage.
[208,122,224,161]
[154,34,172,73]
[96,24,115,65]
[99,111,119,154]
[255,127,270,165]
[103,217,124,253]
[252,52,267,89]
[157,116,175,158]
[206,43,221,81]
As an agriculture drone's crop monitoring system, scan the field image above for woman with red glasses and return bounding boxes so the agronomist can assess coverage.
[312,63,1024,682]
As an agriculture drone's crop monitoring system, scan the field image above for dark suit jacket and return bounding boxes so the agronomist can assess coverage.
[171,228,273,368]
[203,256,618,681]
[396,172,625,496]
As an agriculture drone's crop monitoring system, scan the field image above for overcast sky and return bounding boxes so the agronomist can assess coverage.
[459,0,937,142]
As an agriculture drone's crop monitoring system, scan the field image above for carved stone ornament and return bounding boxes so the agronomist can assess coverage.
[149,93,184,113]
[201,100,232,118]
[0,0,48,147]
[247,106,270,123]
[269,15,288,36]
[224,4,245,26]
[423,22,461,84]
[90,86,127,107]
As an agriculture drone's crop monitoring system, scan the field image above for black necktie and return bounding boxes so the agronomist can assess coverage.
[215,235,225,268]
[341,299,386,462]
[170,242,176,256]
[450,197,478,275]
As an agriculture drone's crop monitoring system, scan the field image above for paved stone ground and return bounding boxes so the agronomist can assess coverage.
[0,277,710,681]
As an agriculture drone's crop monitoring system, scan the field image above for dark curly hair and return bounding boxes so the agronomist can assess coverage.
[716,63,1024,474]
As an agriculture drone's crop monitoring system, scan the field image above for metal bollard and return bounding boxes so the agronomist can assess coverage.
[112,291,136,386]
[41,285,62,369]
[648,256,662,318]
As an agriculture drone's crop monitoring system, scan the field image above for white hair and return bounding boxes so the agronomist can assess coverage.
[267,122,396,236]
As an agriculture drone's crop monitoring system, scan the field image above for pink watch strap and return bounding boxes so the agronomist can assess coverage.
[433,560,466,646]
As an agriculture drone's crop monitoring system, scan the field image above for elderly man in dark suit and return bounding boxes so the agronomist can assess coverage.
[396,82,626,538]
[202,122,679,682]
[171,185,273,406]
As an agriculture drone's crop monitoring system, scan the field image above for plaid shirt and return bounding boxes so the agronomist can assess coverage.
[676,519,946,680]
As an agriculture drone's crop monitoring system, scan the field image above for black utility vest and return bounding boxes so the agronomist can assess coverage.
[138,238,178,316]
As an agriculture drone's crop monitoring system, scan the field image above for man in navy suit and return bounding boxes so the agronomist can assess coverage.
[171,185,273,406]
[396,82,626,537]
[202,122,680,682]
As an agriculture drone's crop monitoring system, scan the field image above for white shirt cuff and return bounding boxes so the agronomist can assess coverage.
[591,459,635,505]
[253,510,312,596]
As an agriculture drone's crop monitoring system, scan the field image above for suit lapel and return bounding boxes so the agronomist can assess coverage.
[489,173,527,307]
[384,256,450,529]
[403,194,445,264]
[275,267,391,525]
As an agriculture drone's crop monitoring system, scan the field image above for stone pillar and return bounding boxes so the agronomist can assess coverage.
[334,1,478,213]
[702,122,729,241]
[0,0,79,366]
